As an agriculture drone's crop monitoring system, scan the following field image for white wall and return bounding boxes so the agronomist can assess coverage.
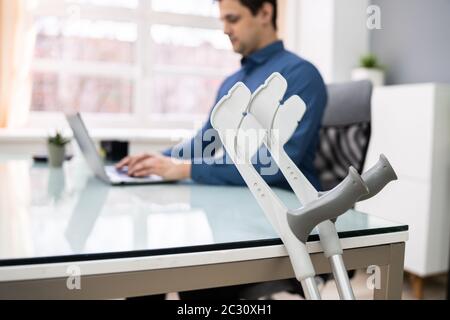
[370,0,450,85]
[295,0,335,82]
[333,0,370,82]
[286,0,369,83]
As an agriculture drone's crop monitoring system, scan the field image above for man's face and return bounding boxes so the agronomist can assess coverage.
[218,0,265,56]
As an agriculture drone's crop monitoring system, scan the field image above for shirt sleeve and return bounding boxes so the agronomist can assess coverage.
[189,62,328,188]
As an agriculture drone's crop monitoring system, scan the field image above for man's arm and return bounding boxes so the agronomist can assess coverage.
[117,93,224,180]
[118,63,327,185]
[190,63,328,188]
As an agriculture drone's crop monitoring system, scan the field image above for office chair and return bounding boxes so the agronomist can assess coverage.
[314,80,373,191]
[240,80,374,300]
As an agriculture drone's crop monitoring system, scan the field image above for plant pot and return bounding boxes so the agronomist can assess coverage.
[47,144,66,168]
[351,68,385,87]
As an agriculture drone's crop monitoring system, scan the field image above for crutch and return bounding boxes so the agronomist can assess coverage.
[210,83,370,300]
[244,73,398,299]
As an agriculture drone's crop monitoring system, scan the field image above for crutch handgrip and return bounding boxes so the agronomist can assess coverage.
[358,154,398,201]
[287,167,369,243]
[318,155,398,201]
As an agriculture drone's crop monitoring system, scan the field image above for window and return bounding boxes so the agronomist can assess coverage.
[30,0,240,124]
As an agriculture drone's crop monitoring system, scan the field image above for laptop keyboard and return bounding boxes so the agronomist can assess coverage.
[104,166,163,183]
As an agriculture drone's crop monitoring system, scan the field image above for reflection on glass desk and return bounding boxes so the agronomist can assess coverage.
[0,157,408,267]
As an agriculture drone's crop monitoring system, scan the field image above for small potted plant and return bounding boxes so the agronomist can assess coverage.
[351,53,385,87]
[47,131,71,168]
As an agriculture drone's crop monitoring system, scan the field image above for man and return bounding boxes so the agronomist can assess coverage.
[120,0,327,299]
[117,0,327,191]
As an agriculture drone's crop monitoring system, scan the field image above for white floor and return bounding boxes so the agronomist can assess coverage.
[273,270,447,300]
[165,269,447,300]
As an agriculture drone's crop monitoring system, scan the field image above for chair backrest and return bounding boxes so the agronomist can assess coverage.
[314,80,373,191]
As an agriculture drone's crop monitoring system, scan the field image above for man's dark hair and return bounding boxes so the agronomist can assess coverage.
[217,0,278,30]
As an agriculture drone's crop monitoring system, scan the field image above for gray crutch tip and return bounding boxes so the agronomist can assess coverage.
[287,167,369,243]
[358,154,398,202]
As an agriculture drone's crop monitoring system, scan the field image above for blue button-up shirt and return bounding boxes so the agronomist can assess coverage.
[164,41,328,191]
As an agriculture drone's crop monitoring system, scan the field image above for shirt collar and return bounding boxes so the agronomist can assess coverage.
[241,40,285,67]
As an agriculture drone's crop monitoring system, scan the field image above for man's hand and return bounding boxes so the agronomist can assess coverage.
[116,154,191,181]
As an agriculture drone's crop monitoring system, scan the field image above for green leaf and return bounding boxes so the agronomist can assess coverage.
[359,54,382,69]
[48,131,71,146]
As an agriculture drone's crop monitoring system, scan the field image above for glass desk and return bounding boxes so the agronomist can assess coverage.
[0,157,408,299]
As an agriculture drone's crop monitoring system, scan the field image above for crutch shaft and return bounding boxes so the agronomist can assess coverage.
[330,254,355,300]
[301,277,321,300]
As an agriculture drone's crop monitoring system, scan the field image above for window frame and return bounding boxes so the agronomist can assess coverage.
[28,0,233,129]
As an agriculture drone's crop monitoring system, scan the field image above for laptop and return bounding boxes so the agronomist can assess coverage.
[66,113,168,186]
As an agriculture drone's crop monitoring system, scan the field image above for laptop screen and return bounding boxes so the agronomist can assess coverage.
[66,113,110,182]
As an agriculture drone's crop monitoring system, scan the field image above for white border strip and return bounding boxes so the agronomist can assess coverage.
[0,231,408,282]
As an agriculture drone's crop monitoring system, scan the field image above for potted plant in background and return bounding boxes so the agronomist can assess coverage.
[351,53,385,87]
[47,131,71,168]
